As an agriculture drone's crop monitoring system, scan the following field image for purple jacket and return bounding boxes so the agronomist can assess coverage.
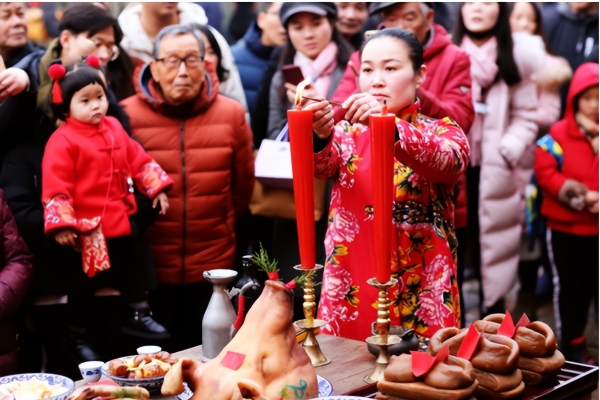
[0,189,33,376]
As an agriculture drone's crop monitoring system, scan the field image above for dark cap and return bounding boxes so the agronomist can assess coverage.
[369,2,434,16]
[279,2,337,27]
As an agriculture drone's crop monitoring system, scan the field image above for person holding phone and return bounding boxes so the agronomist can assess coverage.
[266,2,352,139]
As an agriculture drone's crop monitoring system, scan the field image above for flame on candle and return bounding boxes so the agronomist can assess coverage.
[294,76,312,110]
[382,99,388,115]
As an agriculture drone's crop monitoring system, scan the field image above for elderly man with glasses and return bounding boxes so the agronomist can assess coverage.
[120,24,254,351]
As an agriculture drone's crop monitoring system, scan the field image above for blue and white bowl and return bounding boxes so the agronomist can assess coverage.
[101,360,164,392]
[0,373,75,400]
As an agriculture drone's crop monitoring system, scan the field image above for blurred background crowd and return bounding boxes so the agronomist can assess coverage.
[0,1,597,381]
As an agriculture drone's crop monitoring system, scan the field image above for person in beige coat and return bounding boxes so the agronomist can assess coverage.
[509,1,573,318]
[452,2,543,315]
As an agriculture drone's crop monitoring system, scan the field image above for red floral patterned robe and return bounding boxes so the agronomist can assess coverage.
[314,101,470,341]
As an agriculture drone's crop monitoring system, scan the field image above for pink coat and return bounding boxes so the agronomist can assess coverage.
[470,33,544,308]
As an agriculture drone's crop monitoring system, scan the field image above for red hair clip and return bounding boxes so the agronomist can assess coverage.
[48,62,66,104]
[85,54,101,69]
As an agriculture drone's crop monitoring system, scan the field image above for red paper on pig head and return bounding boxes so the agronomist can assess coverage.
[456,324,481,360]
[411,344,449,378]
[221,351,245,370]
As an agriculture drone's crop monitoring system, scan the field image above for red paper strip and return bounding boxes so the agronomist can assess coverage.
[411,351,435,378]
[498,310,516,337]
[411,344,449,378]
[515,313,531,328]
[435,343,450,363]
[287,109,316,270]
[457,325,481,360]
[220,351,245,370]
[369,113,396,284]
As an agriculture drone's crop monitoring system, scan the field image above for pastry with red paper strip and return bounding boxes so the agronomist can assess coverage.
[428,327,524,399]
[161,280,317,400]
[375,352,478,400]
[475,313,565,384]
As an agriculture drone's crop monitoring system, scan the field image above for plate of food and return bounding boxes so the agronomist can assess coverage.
[0,373,75,400]
[317,375,333,397]
[176,376,332,399]
[310,397,371,400]
[101,351,179,392]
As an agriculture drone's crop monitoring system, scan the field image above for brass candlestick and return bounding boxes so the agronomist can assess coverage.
[293,264,331,366]
[364,277,399,383]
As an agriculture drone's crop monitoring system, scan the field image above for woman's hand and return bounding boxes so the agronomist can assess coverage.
[0,68,30,102]
[153,192,169,215]
[304,97,334,139]
[55,229,78,247]
[342,92,383,124]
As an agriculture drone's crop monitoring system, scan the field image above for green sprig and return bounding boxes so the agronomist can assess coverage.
[250,243,279,273]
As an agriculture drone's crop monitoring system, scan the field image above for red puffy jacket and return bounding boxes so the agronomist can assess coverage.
[534,62,599,236]
[121,66,254,284]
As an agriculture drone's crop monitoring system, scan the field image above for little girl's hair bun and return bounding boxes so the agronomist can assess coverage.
[48,61,66,104]
[85,54,101,69]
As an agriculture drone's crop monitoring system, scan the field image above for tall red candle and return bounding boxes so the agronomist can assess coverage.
[288,108,316,270]
[369,108,396,284]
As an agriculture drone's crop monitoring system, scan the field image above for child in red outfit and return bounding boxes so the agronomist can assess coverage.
[533,62,599,365]
[41,57,174,361]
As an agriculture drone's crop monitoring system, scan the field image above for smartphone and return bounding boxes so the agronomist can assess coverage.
[364,30,378,41]
[282,64,305,86]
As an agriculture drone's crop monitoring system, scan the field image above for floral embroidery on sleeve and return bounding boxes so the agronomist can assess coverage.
[136,161,173,197]
[43,195,76,231]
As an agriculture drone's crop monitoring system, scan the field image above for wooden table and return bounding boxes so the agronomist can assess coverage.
[171,333,377,396]
[80,334,598,399]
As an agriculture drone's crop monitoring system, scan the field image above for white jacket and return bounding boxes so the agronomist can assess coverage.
[118,2,248,115]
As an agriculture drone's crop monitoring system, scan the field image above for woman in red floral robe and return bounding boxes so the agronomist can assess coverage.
[307,29,470,341]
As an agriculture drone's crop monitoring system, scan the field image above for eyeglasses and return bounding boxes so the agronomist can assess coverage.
[155,55,203,70]
[85,38,120,61]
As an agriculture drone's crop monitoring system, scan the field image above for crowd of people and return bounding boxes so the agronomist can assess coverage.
[0,1,597,378]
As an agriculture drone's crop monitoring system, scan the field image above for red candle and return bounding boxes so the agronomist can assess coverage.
[288,108,316,270]
[369,108,396,284]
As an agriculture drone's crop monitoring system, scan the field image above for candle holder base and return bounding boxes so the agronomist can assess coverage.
[294,319,331,367]
[364,334,402,383]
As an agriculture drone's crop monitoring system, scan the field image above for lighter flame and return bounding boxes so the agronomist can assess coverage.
[294,76,312,109]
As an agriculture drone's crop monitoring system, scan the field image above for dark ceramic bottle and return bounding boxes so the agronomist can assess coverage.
[232,255,263,315]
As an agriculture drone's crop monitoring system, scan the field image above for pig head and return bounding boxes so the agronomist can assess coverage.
[162,280,318,400]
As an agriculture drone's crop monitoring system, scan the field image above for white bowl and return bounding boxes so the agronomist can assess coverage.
[137,345,162,355]
[79,361,104,383]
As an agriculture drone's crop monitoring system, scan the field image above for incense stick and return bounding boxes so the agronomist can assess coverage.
[302,96,344,107]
